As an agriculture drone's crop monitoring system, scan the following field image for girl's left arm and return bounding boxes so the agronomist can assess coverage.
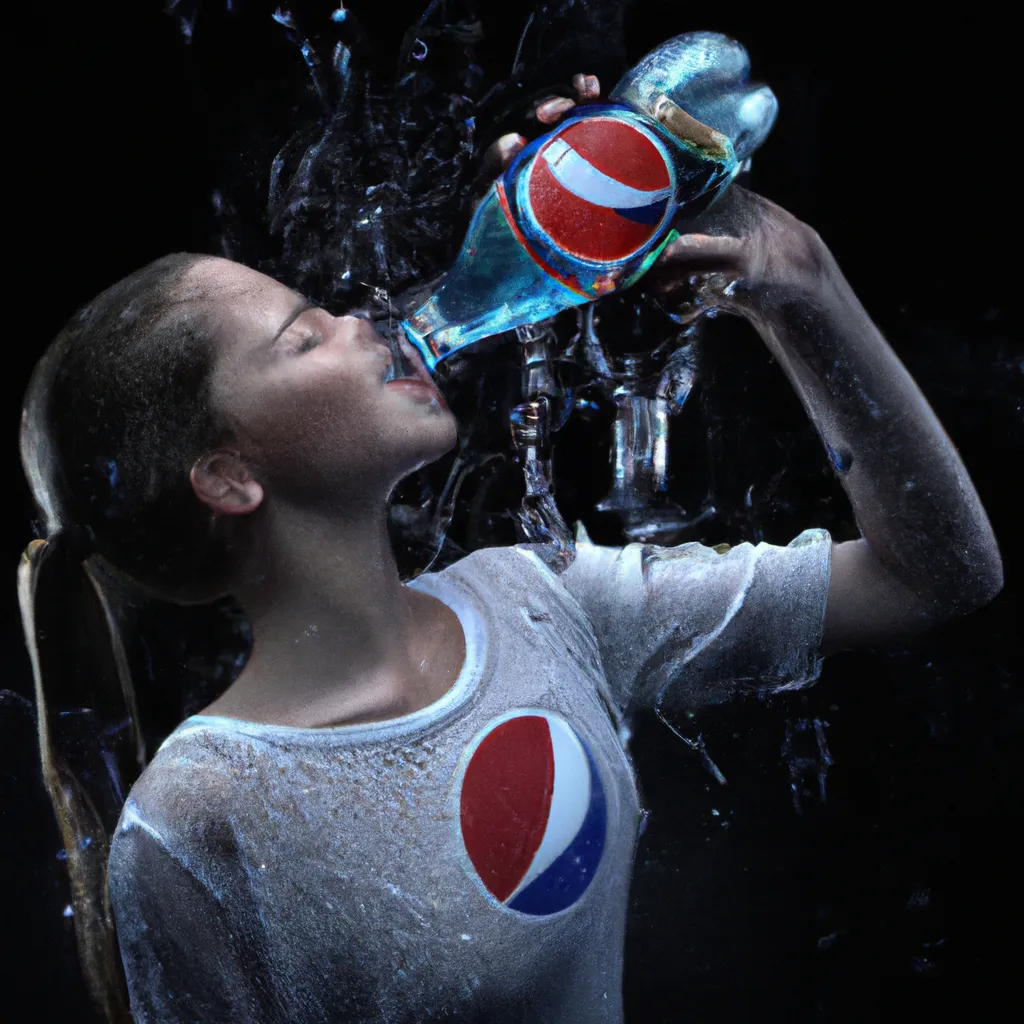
[650,186,1003,654]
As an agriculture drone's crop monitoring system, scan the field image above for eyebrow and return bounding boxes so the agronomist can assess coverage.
[268,295,316,347]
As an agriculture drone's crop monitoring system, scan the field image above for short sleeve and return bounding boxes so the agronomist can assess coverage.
[557,527,832,717]
[109,801,277,1024]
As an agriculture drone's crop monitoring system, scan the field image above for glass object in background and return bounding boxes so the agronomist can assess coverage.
[594,345,706,544]
[508,322,577,570]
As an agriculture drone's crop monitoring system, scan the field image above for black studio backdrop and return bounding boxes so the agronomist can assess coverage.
[6,3,1021,1021]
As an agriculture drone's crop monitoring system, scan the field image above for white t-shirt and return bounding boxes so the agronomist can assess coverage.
[108,530,831,1023]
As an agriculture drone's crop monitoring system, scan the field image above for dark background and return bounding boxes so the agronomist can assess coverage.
[5,2,1021,1021]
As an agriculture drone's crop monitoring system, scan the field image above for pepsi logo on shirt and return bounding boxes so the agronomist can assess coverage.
[525,117,675,264]
[456,710,607,916]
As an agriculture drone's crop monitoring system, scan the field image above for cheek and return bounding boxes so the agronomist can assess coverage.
[231,366,382,460]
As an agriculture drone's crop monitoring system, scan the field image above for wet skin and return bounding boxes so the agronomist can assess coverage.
[185,258,466,729]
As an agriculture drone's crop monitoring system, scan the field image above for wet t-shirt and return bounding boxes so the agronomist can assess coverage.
[109,529,831,1023]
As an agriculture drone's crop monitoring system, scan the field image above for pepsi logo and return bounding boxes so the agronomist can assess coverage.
[457,710,607,916]
[526,117,675,264]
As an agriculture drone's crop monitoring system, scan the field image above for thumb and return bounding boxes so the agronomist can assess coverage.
[477,133,527,184]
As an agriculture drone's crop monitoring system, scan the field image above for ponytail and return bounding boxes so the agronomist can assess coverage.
[18,536,138,1024]
[19,252,251,1020]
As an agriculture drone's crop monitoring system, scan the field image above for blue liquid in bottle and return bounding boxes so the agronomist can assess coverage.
[402,31,777,372]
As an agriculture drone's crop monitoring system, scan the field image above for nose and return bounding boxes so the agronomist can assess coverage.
[342,313,390,349]
[339,314,394,378]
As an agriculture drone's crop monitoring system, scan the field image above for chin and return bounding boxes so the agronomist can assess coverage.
[392,410,458,478]
[421,412,459,463]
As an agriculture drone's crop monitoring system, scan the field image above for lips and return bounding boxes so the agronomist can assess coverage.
[380,328,429,386]
[379,330,450,411]
[403,347,434,385]
[351,307,434,388]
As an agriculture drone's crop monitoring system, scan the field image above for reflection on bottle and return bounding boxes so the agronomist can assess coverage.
[403,188,585,371]
[402,31,779,371]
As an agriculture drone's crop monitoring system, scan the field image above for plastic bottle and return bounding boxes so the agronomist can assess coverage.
[401,31,777,372]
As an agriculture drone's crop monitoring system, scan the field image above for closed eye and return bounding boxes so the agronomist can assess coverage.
[353,307,399,323]
[295,333,322,354]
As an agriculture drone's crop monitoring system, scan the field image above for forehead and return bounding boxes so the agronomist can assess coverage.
[187,257,294,307]
[186,258,299,353]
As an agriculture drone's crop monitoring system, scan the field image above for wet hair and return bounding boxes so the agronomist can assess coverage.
[18,252,242,1023]
[27,251,246,602]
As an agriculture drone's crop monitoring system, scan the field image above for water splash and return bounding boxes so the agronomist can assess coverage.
[781,717,833,814]
[163,0,827,659]
[655,708,728,785]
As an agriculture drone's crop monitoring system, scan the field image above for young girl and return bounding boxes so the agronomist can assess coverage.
[21,76,1001,1023]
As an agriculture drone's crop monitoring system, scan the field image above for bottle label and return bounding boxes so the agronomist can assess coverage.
[401,104,737,365]
[499,104,730,300]
[522,115,676,264]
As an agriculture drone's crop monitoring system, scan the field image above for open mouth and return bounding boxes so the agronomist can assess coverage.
[381,350,406,385]
[366,314,449,413]
[353,305,432,387]
[377,323,427,385]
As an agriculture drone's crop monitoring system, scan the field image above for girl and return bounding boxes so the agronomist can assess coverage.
[20,75,1001,1023]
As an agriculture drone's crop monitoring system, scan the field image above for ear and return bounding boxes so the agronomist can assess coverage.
[190,451,264,515]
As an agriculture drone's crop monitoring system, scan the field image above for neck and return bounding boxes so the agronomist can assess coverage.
[210,497,447,728]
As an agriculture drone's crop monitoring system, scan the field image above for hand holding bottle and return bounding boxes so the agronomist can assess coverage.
[476,72,604,188]
[645,185,834,325]
[402,32,776,370]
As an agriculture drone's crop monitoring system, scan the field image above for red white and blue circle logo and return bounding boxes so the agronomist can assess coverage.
[524,116,675,264]
[456,710,607,916]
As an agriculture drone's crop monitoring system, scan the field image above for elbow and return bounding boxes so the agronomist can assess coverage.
[963,526,1005,610]
[926,543,1004,623]
[970,547,1005,609]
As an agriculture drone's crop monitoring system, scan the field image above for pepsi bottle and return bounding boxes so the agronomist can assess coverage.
[401,31,778,372]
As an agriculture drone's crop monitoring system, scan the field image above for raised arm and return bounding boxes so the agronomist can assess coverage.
[650,186,1003,654]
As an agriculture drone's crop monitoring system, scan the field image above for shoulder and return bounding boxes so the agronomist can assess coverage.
[557,536,742,604]
[557,528,831,633]
[633,527,831,583]
[424,543,565,591]
[110,725,239,877]
[424,544,601,641]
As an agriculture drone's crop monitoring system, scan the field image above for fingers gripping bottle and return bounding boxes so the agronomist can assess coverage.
[401,31,777,372]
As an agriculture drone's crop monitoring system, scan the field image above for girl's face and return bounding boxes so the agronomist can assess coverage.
[194,258,457,504]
